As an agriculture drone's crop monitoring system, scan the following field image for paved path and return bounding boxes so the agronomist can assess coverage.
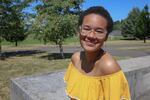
[38,43,150,58]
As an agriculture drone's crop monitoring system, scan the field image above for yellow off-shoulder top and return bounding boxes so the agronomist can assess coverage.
[64,62,131,100]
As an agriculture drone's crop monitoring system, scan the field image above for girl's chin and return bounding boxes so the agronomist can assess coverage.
[82,45,100,52]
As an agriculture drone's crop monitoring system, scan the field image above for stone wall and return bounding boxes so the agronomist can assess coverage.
[10,56,150,100]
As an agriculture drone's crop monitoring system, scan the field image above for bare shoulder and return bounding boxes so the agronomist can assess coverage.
[71,51,81,67]
[99,52,121,75]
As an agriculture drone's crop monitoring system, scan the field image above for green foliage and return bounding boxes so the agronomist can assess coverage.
[121,7,141,39]
[0,0,35,47]
[31,0,84,58]
[121,5,150,42]
[136,5,150,42]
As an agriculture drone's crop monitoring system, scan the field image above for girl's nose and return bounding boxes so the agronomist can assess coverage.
[87,30,96,38]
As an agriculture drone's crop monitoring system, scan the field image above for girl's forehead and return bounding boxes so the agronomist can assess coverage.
[82,14,108,28]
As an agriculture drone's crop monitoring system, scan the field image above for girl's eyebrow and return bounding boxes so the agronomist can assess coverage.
[82,25,90,27]
[96,27,105,30]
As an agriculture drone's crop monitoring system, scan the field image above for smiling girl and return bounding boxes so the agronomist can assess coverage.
[64,6,131,100]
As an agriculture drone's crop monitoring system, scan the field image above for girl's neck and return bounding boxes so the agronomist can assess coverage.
[84,49,103,63]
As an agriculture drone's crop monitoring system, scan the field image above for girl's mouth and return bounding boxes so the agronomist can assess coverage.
[85,41,96,47]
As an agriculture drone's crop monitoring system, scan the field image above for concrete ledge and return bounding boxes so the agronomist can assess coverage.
[10,56,150,100]
[11,71,67,100]
[119,56,150,100]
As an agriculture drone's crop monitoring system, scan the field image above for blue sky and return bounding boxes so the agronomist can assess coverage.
[81,0,150,21]
[25,0,150,21]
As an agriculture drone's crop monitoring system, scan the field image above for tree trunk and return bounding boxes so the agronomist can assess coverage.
[143,33,146,43]
[59,44,65,59]
[0,40,1,53]
[0,37,5,60]
[44,38,47,45]
[144,37,146,43]
[15,41,18,46]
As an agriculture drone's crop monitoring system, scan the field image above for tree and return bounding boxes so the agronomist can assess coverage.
[0,0,36,47]
[31,0,84,58]
[121,6,150,42]
[2,9,27,46]
[121,7,141,39]
[136,5,150,43]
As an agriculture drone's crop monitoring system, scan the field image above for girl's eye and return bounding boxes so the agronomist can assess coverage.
[83,28,91,31]
[96,30,103,33]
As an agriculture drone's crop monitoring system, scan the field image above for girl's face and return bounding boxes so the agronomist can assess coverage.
[79,14,108,53]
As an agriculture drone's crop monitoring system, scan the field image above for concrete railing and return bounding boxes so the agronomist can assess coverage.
[10,55,150,100]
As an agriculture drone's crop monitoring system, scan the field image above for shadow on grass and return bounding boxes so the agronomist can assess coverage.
[0,50,44,59]
[0,51,73,60]
[120,38,136,40]
[40,53,73,60]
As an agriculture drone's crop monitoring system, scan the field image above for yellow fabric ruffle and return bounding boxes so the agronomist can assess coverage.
[64,62,131,100]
